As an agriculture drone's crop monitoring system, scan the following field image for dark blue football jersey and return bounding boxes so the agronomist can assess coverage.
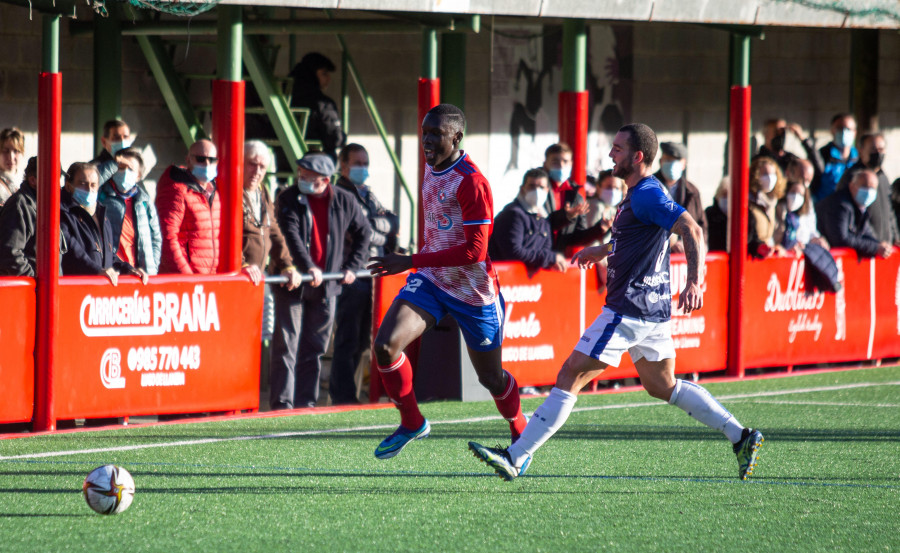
[605,175,685,322]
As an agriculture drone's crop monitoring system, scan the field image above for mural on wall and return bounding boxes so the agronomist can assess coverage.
[488,24,632,212]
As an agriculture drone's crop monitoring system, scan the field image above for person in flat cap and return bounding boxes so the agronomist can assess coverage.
[269,151,371,410]
[655,141,708,252]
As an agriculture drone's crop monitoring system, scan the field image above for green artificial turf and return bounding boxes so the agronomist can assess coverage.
[1,366,899,552]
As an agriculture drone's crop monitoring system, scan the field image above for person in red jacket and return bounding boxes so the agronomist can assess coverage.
[156,139,221,274]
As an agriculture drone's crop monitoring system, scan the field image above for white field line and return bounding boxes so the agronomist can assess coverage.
[2,380,898,461]
[729,400,900,408]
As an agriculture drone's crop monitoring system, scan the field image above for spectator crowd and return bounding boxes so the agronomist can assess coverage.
[0,46,897,412]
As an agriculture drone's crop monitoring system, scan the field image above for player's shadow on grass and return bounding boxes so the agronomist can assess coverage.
[475,424,900,443]
[0,513,91,517]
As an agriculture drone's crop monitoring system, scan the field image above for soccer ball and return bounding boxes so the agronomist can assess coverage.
[82,465,135,515]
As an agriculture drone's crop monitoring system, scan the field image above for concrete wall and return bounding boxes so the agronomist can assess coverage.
[1,5,898,246]
[0,4,186,189]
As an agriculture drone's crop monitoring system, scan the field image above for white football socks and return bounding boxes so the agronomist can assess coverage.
[507,387,577,468]
[668,379,745,444]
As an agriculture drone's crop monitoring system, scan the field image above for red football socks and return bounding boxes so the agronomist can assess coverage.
[376,352,425,430]
[493,370,528,440]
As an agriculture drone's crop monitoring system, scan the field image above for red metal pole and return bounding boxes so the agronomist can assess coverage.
[416,77,440,250]
[34,71,62,431]
[558,90,589,189]
[726,85,751,378]
[369,276,384,403]
[212,79,245,274]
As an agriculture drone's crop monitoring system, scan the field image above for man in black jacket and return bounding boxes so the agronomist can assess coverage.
[270,152,370,409]
[289,53,346,161]
[541,143,606,252]
[817,169,893,259]
[490,168,567,272]
[59,162,148,284]
[835,133,897,246]
[0,157,42,275]
[93,119,134,184]
[330,144,398,405]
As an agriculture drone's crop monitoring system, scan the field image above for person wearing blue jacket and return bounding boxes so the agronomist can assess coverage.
[97,148,162,275]
[489,168,570,273]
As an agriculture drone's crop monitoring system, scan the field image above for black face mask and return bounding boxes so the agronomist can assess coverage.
[770,130,786,152]
[866,152,885,170]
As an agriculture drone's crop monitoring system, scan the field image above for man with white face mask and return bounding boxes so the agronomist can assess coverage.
[93,120,136,183]
[813,113,858,203]
[490,168,568,272]
[60,161,148,285]
[270,152,370,409]
[836,133,898,246]
[98,148,162,275]
[540,143,609,252]
[817,169,893,259]
[155,139,221,274]
[655,142,708,252]
[331,143,399,405]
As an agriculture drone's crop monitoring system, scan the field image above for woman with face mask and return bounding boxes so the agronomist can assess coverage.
[96,148,162,276]
[773,181,829,254]
[60,162,148,285]
[747,157,788,258]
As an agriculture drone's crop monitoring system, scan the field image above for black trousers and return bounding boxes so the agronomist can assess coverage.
[330,278,372,404]
[269,285,336,409]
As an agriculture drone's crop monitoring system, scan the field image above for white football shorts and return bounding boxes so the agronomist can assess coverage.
[574,308,676,366]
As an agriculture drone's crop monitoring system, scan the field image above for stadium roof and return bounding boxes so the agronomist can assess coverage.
[215,0,900,29]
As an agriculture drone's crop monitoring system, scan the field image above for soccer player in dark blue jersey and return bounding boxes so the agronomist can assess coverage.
[469,123,764,481]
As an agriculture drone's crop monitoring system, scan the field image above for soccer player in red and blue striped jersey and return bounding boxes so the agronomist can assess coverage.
[367,104,527,459]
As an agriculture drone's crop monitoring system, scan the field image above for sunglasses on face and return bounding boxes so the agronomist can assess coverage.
[193,155,218,163]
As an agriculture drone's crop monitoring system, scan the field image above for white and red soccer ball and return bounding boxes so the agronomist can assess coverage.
[82,465,135,515]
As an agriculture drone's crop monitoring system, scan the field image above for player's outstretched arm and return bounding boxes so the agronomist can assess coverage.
[571,243,613,269]
[671,211,705,314]
[368,253,413,276]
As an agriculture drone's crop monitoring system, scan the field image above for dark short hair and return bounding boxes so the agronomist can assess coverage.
[859,133,884,149]
[23,156,37,181]
[544,143,572,159]
[116,147,145,176]
[521,167,548,187]
[339,143,368,165]
[618,123,658,166]
[830,113,853,126]
[102,119,128,138]
[65,161,99,183]
[300,52,336,73]
[425,103,466,134]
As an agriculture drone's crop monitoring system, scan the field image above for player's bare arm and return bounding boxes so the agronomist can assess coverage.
[671,211,704,314]
[571,243,612,269]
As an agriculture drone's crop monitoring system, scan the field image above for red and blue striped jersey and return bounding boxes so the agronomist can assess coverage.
[417,152,499,306]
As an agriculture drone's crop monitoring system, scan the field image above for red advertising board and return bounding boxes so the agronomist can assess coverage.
[0,278,35,423]
[584,253,731,381]
[870,251,900,360]
[742,249,874,367]
[375,256,731,388]
[53,275,263,419]
[494,263,583,386]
